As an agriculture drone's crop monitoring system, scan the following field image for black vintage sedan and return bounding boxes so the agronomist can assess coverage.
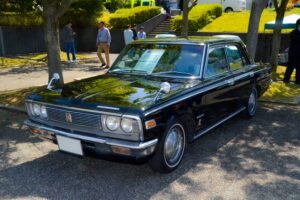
[24,36,271,173]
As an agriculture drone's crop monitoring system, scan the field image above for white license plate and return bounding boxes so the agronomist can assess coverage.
[57,135,83,156]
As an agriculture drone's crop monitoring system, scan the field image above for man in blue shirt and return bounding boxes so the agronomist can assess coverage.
[96,21,111,68]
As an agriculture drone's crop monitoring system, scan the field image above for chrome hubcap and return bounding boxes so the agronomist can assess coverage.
[164,125,184,167]
[248,91,256,114]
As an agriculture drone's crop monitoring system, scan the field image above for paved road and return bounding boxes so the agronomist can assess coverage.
[0,103,299,200]
[0,54,118,92]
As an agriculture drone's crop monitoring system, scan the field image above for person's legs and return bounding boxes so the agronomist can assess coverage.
[283,64,295,82]
[97,45,105,65]
[70,42,76,61]
[104,44,110,67]
[66,42,71,61]
[295,64,300,84]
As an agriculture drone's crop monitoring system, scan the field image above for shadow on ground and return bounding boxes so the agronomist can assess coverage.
[0,104,299,199]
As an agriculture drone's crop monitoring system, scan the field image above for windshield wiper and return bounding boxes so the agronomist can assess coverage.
[151,71,194,77]
[110,69,148,75]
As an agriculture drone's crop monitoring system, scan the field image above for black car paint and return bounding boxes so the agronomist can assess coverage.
[26,37,271,155]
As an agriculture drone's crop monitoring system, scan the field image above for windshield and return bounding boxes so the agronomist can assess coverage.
[110,43,204,77]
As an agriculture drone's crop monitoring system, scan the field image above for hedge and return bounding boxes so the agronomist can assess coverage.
[109,6,161,29]
[171,4,223,31]
[0,12,43,26]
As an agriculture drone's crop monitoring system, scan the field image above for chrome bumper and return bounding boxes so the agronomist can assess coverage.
[24,120,158,158]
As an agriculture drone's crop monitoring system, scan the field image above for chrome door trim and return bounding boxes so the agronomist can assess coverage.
[193,107,246,141]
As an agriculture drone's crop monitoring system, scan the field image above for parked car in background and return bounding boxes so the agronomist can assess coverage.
[155,33,176,38]
[197,0,247,12]
[24,36,271,173]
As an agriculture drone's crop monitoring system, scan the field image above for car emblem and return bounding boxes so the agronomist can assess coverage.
[65,113,72,123]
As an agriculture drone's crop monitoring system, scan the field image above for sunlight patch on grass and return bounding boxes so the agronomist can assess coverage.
[200,8,300,33]
[0,52,95,68]
[261,82,300,103]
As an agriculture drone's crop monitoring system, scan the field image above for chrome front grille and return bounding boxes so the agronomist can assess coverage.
[47,106,101,129]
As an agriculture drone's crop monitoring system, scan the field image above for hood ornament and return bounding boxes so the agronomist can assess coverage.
[47,73,61,91]
[154,82,171,102]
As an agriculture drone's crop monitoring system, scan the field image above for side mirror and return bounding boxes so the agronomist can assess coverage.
[159,82,171,94]
[154,82,171,102]
[47,73,60,90]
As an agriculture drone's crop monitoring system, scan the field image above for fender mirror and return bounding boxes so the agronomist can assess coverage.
[47,73,60,91]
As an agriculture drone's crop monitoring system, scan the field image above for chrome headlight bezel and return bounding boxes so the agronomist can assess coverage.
[101,115,140,136]
[26,102,48,120]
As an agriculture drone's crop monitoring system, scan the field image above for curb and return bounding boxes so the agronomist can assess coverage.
[0,104,26,113]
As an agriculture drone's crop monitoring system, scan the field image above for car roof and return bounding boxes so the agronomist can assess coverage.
[132,35,243,45]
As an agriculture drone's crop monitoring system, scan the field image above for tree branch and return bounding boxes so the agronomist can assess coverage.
[273,0,279,12]
[55,0,77,18]
[188,0,197,12]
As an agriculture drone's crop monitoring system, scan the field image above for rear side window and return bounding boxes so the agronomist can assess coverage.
[204,48,228,78]
[226,45,246,71]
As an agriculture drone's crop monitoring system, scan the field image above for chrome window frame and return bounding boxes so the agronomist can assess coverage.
[110,42,206,79]
[202,44,230,79]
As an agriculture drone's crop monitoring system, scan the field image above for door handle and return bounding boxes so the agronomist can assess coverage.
[249,72,254,78]
[226,79,235,86]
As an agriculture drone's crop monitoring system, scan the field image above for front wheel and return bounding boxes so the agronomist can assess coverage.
[148,119,186,173]
[244,88,258,118]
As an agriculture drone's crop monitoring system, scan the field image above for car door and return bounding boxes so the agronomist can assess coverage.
[225,43,254,110]
[200,45,236,128]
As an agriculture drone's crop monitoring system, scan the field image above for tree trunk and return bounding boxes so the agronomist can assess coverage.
[246,0,268,60]
[181,0,189,38]
[43,12,64,85]
[270,0,289,78]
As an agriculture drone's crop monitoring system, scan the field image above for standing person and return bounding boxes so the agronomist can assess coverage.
[62,20,76,63]
[96,21,111,68]
[123,25,134,45]
[131,24,138,40]
[284,18,300,85]
[137,27,147,40]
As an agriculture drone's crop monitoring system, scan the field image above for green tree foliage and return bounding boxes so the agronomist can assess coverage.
[171,4,223,32]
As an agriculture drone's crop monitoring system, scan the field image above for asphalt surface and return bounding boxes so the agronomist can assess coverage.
[0,103,299,200]
[0,54,119,92]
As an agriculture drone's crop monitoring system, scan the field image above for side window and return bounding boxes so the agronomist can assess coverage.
[226,45,246,71]
[204,48,228,78]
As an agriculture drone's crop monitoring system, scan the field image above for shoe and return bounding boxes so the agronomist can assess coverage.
[73,60,78,63]
[67,60,72,64]
[100,63,106,68]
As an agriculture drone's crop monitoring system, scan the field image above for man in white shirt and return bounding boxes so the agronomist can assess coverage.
[137,26,147,40]
[123,25,134,45]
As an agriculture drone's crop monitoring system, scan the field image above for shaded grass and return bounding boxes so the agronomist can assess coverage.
[0,86,46,109]
[0,52,95,68]
[200,8,300,33]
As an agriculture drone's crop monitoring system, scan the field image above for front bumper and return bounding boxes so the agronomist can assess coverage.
[24,120,158,159]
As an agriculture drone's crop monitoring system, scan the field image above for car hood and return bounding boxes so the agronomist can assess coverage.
[30,73,201,112]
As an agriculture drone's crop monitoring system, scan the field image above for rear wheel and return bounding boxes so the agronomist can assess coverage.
[148,119,186,173]
[244,88,258,118]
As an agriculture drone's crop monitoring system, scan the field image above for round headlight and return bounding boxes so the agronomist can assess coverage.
[40,105,48,119]
[32,104,41,116]
[121,118,133,133]
[106,116,120,131]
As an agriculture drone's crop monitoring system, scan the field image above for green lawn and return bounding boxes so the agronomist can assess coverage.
[0,52,94,68]
[201,8,300,33]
